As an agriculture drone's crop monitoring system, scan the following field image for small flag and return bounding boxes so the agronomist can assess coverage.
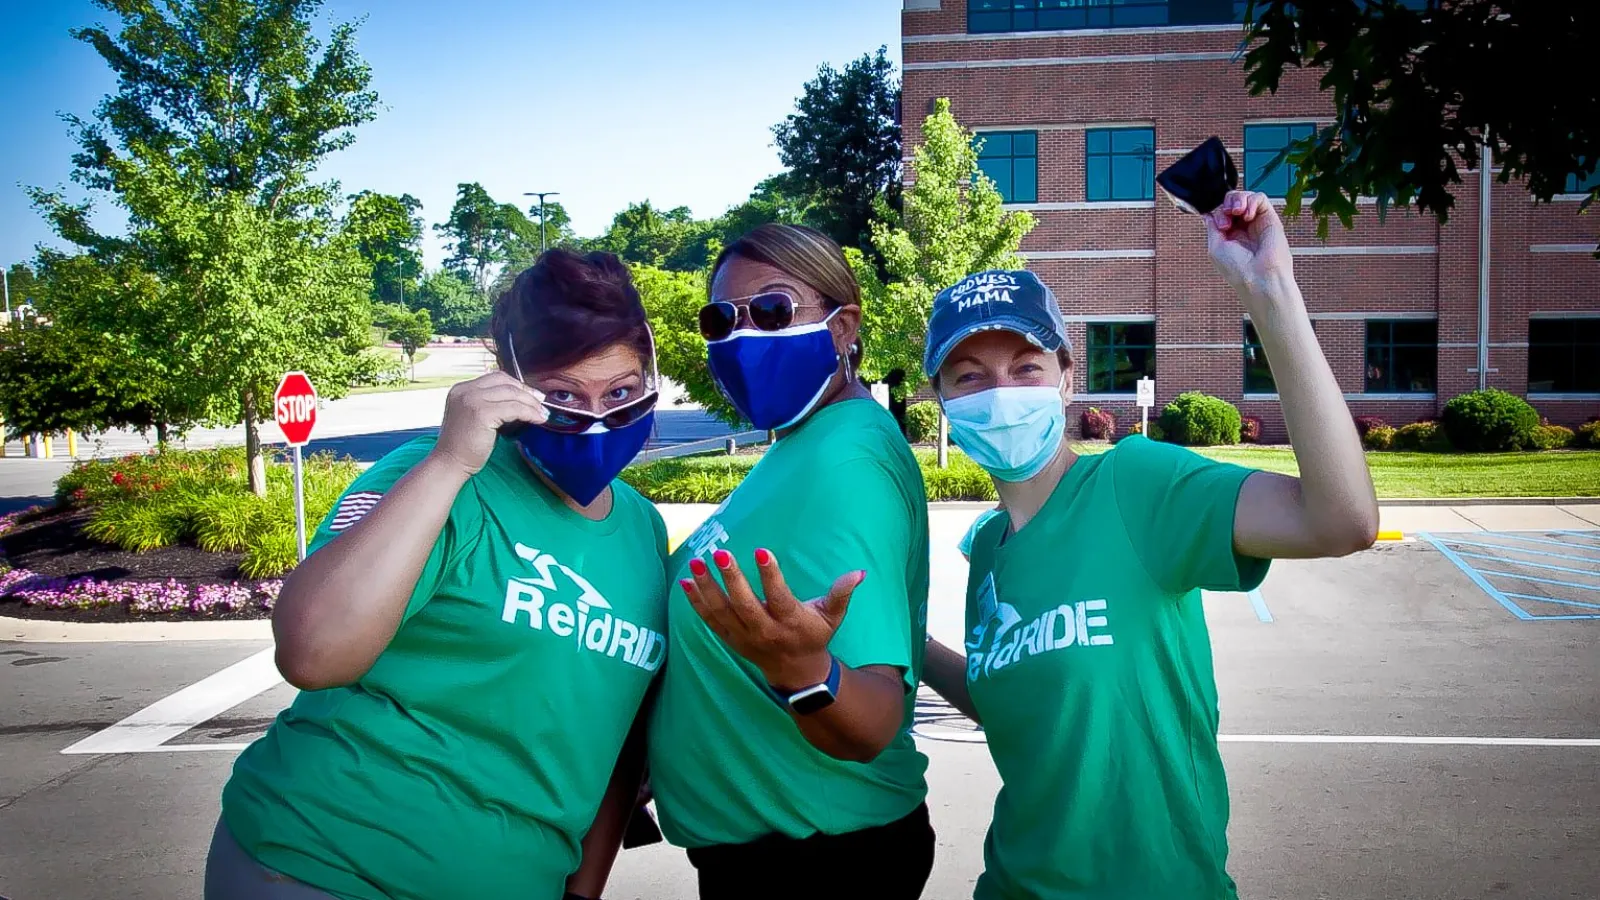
[329,491,383,532]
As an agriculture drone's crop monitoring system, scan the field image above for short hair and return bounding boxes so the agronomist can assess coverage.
[489,249,652,375]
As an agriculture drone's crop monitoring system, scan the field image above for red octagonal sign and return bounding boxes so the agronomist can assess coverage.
[274,371,318,447]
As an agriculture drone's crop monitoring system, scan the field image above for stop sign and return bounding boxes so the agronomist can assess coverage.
[274,371,318,447]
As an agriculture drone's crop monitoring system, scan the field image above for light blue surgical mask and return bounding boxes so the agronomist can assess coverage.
[941,383,1066,483]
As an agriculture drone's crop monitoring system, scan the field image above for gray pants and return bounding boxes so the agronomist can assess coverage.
[204,819,339,899]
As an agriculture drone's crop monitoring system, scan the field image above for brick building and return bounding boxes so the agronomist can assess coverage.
[901,0,1599,440]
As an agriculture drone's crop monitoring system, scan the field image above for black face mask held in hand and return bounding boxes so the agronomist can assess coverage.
[1156,136,1239,215]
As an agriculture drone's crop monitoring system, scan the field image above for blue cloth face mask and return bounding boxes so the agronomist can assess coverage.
[706,310,842,431]
[516,412,655,507]
[941,382,1066,483]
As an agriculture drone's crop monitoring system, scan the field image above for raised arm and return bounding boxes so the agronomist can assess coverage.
[1204,191,1379,560]
[272,372,546,690]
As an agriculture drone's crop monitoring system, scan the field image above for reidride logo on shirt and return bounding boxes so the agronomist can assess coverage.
[966,572,1114,682]
[501,543,665,671]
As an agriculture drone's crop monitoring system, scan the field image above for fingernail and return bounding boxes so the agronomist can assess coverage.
[713,549,732,569]
[755,548,772,566]
[854,570,868,585]
[679,579,694,594]
[689,558,708,577]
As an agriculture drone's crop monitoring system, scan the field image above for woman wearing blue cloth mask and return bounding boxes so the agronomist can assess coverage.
[647,224,935,900]
[920,191,1379,900]
[209,249,669,900]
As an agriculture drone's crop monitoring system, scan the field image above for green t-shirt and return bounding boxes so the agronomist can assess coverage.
[964,436,1269,900]
[222,436,669,900]
[647,399,931,848]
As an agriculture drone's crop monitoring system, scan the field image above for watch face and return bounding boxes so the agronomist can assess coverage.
[788,684,836,716]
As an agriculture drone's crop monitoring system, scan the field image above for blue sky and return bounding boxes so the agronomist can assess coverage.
[1,0,900,271]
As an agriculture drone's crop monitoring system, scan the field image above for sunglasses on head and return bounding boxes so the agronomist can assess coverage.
[504,331,660,435]
[697,291,829,342]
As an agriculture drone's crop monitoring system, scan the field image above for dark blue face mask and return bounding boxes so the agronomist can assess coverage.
[516,412,655,507]
[706,311,842,431]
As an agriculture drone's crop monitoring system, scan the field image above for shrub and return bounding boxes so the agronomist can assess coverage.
[1578,421,1600,449]
[1353,415,1389,437]
[905,402,941,444]
[1130,419,1167,442]
[194,492,267,553]
[1363,425,1397,451]
[349,347,406,387]
[1442,389,1540,452]
[1528,424,1576,450]
[83,492,193,552]
[920,453,998,502]
[1241,415,1262,444]
[1158,392,1242,446]
[1393,420,1452,452]
[1080,407,1116,441]
[241,528,299,579]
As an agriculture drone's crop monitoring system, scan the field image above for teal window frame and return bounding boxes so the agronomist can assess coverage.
[1244,123,1316,198]
[1528,318,1600,393]
[1086,322,1157,394]
[1364,319,1438,394]
[1086,128,1155,202]
[969,0,1170,34]
[976,131,1039,204]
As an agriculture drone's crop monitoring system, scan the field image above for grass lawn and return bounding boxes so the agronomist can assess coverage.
[373,346,430,367]
[1077,443,1599,499]
[348,374,468,395]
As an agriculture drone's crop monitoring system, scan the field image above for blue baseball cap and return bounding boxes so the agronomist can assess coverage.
[922,269,1072,378]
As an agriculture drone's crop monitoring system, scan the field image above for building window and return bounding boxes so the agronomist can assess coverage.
[1528,318,1600,394]
[1365,320,1438,394]
[1086,128,1155,202]
[1086,322,1157,393]
[975,131,1038,204]
[969,0,1170,34]
[1565,165,1600,194]
[1243,123,1316,198]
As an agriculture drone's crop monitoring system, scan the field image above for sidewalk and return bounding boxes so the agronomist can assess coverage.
[1377,503,1600,534]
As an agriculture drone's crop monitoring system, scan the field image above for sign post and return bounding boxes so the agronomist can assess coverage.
[273,372,319,562]
[1136,377,1156,437]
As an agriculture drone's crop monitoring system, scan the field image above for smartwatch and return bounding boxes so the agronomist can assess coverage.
[768,655,842,716]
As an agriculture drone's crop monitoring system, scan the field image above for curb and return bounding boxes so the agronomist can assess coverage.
[1373,497,1597,507]
[2,614,272,643]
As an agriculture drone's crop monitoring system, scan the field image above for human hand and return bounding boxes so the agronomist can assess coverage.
[1206,190,1295,298]
[431,371,548,477]
[682,548,866,689]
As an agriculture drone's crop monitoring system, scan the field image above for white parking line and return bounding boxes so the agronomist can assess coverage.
[60,648,283,755]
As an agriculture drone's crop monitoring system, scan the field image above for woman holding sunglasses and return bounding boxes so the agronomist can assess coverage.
[209,249,668,900]
[647,224,934,900]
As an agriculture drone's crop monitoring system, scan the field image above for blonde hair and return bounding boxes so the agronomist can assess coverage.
[711,224,861,309]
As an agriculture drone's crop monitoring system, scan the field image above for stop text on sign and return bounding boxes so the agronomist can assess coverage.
[277,394,316,423]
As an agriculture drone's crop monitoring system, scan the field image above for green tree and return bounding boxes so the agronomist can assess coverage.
[387,306,433,381]
[1241,0,1599,251]
[630,263,742,425]
[3,263,40,313]
[854,98,1035,396]
[435,183,542,293]
[414,268,489,336]
[592,201,719,272]
[773,47,903,253]
[346,191,424,304]
[713,174,816,248]
[33,0,380,495]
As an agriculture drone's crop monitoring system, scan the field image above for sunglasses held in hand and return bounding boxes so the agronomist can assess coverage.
[503,331,660,435]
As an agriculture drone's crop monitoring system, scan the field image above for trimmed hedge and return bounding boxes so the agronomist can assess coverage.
[1529,424,1576,450]
[1393,420,1452,452]
[1158,392,1242,446]
[1363,425,1397,451]
[1579,420,1600,449]
[1353,415,1389,437]
[1442,389,1539,452]
[906,402,941,444]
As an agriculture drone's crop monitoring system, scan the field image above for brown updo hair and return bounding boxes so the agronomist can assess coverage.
[490,249,653,376]
[711,223,864,370]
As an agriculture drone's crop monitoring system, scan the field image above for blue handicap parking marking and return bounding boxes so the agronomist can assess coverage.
[1421,530,1600,620]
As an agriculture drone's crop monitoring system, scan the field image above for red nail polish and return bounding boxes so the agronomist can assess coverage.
[679,579,694,593]
[856,570,869,584]
[755,548,772,566]
[713,549,732,569]
[689,558,708,577]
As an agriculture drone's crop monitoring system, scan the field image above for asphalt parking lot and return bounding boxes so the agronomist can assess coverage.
[3,531,1598,900]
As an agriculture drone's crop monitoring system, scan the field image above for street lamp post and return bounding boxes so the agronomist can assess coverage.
[524,191,560,254]
[2,266,9,319]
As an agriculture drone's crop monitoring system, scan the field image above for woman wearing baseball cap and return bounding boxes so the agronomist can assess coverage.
[921,190,1378,899]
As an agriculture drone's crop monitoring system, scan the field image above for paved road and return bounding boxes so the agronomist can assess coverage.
[4,516,1598,900]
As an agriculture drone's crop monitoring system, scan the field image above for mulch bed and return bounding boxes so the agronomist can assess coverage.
[0,508,272,623]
